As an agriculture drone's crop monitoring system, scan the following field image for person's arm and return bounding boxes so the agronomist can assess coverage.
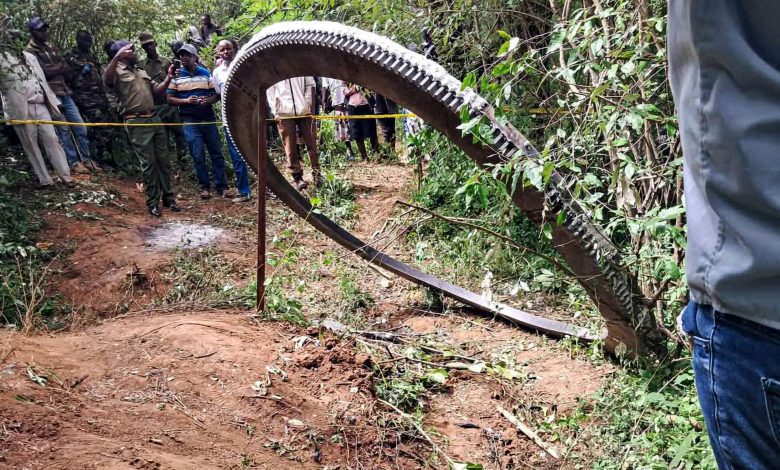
[152,65,175,95]
[103,44,133,87]
[29,50,67,80]
[166,93,200,106]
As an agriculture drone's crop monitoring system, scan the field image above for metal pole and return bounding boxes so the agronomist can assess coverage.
[256,91,269,313]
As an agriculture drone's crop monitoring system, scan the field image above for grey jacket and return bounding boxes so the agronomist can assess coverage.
[669,0,780,330]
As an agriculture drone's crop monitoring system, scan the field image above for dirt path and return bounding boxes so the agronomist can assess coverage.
[0,162,610,469]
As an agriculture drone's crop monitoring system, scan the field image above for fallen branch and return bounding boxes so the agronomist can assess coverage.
[379,399,457,467]
[497,405,559,460]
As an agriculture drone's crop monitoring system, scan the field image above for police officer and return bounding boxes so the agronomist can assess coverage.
[138,32,187,170]
[65,30,116,169]
[103,41,180,217]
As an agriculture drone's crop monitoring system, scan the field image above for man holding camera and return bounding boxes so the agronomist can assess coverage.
[138,32,187,170]
[166,44,227,200]
[103,41,180,217]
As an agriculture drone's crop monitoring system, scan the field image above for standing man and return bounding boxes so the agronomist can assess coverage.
[138,32,188,170]
[267,76,320,190]
[65,30,116,169]
[670,1,780,468]
[372,93,398,155]
[212,39,251,202]
[25,17,95,174]
[199,14,223,47]
[103,41,180,217]
[344,83,378,162]
[321,77,356,160]
[0,35,75,189]
[166,44,226,200]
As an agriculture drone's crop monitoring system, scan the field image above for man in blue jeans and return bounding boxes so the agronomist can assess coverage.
[25,17,97,175]
[211,39,251,203]
[669,1,780,468]
[166,44,226,199]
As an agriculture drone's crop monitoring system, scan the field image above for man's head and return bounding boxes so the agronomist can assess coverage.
[216,39,237,63]
[138,32,157,58]
[103,39,116,59]
[176,43,198,70]
[110,40,137,65]
[26,17,49,43]
[200,14,212,27]
[76,30,93,52]
[169,40,184,57]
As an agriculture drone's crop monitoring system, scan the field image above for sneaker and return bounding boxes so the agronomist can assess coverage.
[221,189,239,198]
[199,189,211,199]
[231,195,251,203]
[63,180,77,188]
[71,162,90,174]
[148,206,162,218]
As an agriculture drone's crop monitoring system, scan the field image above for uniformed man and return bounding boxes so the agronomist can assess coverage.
[138,32,187,169]
[65,30,117,168]
[103,41,180,217]
[25,16,96,174]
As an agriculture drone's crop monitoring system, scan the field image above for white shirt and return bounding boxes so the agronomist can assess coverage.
[212,60,230,96]
[266,76,315,117]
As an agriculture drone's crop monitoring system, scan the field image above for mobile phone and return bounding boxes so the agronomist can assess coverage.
[173,59,182,69]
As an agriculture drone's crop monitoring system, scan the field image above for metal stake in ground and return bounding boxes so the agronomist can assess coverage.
[256,89,269,313]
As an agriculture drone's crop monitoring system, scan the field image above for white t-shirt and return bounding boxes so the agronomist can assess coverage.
[266,76,315,117]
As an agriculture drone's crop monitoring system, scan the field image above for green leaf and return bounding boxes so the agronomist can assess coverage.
[451,463,483,470]
[542,223,553,240]
[669,430,697,468]
[426,368,448,384]
[497,30,510,40]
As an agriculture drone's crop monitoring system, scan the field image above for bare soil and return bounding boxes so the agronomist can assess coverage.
[0,161,610,469]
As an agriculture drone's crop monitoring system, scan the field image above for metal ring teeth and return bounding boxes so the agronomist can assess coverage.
[223,21,652,350]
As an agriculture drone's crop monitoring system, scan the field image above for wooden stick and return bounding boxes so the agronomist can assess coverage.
[497,405,559,460]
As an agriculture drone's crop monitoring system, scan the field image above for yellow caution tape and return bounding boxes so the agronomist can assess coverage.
[0,113,419,128]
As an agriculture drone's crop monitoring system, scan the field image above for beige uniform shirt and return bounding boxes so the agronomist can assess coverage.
[111,62,155,117]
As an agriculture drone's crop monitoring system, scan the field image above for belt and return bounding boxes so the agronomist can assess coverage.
[123,112,155,120]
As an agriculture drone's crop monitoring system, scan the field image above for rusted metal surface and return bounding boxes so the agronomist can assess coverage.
[224,21,663,355]
[255,92,268,313]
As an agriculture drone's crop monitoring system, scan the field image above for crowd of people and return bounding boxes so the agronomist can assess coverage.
[0,15,410,218]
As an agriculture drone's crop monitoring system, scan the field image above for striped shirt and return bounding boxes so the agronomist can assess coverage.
[166,65,216,121]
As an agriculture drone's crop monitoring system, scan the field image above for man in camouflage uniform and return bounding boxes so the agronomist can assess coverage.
[138,32,188,170]
[65,30,117,168]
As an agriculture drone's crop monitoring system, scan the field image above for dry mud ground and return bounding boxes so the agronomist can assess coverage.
[0,162,610,469]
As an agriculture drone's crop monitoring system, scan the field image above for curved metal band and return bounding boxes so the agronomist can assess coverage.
[223,21,661,354]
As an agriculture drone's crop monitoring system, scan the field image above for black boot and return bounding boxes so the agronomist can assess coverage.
[292,172,308,191]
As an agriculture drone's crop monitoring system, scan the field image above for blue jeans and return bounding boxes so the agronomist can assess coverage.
[682,301,780,469]
[56,95,91,165]
[182,121,226,192]
[226,133,250,197]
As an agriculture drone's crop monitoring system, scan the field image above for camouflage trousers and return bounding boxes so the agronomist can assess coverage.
[79,106,123,167]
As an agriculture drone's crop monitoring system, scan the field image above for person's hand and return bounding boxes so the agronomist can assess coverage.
[166,64,175,78]
[186,96,201,104]
[116,44,134,61]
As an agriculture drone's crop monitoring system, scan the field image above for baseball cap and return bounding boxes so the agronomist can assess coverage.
[177,43,198,57]
[26,17,48,31]
[138,32,155,46]
[110,40,133,56]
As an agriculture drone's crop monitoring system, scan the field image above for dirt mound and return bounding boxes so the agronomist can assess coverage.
[0,312,425,468]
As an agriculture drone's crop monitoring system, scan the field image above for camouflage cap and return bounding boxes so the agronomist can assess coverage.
[138,32,155,46]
